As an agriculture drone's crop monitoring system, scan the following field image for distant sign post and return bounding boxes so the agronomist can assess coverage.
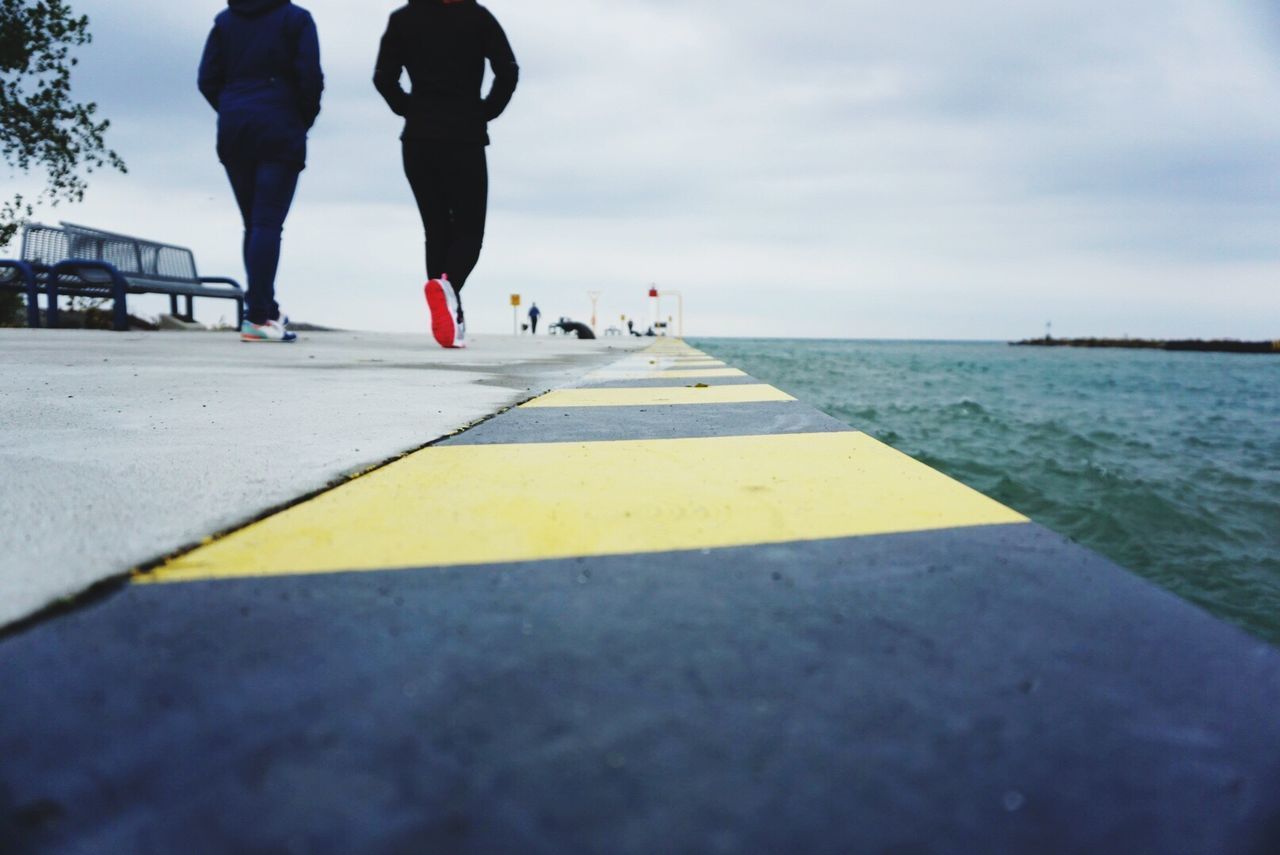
[587,291,602,333]
[510,294,521,335]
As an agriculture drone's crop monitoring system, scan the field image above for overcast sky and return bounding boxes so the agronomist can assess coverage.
[7,0,1280,338]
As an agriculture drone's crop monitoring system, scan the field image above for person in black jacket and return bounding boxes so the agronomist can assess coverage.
[374,0,518,349]
[199,0,323,343]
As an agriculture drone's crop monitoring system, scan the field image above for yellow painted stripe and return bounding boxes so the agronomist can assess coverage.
[521,384,794,408]
[143,432,1028,584]
[587,368,746,381]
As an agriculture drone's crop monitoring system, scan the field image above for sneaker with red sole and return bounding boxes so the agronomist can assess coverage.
[424,276,464,348]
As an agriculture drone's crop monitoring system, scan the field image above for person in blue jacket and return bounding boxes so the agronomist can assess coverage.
[198,0,323,343]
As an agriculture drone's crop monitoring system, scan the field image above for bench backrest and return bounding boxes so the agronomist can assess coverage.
[20,223,200,283]
[20,225,71,268]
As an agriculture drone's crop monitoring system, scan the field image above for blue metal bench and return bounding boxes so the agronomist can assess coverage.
[0,223,244,331]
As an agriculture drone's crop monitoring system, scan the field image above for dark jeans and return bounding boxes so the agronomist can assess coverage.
[224,159,300,325]
[403,140,488,294]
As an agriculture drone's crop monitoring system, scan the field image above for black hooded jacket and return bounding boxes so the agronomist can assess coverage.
[373,0,518,144]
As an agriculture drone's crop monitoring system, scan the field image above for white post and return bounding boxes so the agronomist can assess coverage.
[662,290,684,338]
[588,291,602,333]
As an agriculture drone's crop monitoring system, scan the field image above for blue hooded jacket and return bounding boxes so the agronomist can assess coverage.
[198,0,324,168]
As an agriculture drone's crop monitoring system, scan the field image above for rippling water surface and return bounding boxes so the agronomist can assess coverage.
[693,338,1280,645]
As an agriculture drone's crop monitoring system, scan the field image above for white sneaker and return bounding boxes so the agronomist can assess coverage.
[240,319,297,343]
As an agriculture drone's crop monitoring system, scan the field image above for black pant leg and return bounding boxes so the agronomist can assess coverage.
[402,140,452,281]
[440,145,488,292]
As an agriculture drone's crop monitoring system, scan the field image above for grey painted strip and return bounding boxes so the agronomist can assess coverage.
[444,401,855,445]
[575,375,767,389]
[1,523,1277,852]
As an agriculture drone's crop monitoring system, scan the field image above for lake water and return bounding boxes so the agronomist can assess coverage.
[693,338,1280,645]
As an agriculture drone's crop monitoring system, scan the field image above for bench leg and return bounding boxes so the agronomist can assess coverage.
[47,261,131,332]
[169,294,179,317]
[1,262,43,328]
[184,295,195,322]
[45,280,60,329]
[111,282,129,332]
[25,283,40,328]
[19,264,40,328]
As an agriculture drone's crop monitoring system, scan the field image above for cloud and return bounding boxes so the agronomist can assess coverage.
[6,0,1278,339]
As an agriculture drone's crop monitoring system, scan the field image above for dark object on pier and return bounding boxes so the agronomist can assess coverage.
[551,318,596,340]
[1012,337,1278,354]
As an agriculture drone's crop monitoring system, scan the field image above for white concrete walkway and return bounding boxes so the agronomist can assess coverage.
[0,329,645,628]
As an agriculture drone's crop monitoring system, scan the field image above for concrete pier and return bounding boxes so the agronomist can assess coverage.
[1,335,1278,852]
[0,329,645,628]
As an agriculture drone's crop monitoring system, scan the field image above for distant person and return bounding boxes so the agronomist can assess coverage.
[528,302,541,334]
[198,0,323,344]
[627,319,635,335]
[374,0,519,350]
